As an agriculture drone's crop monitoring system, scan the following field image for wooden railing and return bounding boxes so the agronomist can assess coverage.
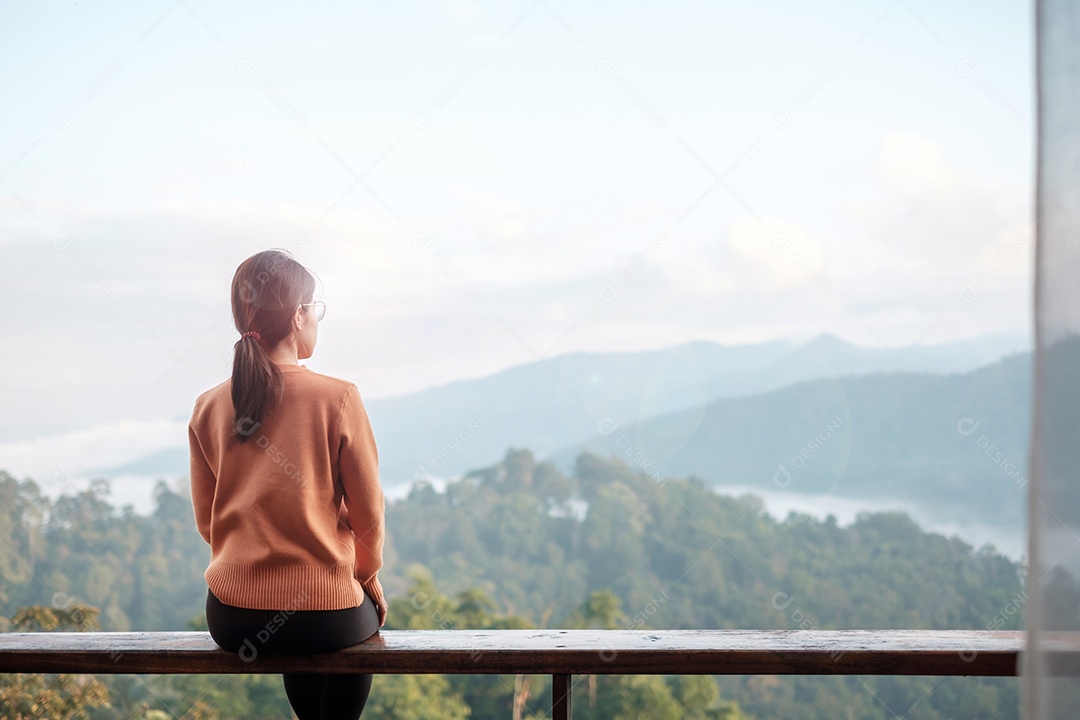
[0,629,1031,719]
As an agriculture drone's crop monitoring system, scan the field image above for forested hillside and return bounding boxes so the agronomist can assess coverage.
[0,449,1025,718]
[552,351,1031,533]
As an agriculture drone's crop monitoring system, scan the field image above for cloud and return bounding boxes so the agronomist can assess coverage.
[841,131,1029,270]
[0,129,1032,448]
[443,186,522,217]
[438,0,482,23]
[821,131,1032,344]
[726,215,828,290]
[0,416,187,490]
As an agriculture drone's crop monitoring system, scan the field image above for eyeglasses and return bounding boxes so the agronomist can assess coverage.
[301,301,326,322]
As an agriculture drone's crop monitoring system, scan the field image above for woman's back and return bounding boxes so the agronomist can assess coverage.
[189,361,384,612]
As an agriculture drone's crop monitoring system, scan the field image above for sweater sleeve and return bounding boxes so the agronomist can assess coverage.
[188,410,216,547]
[338,384,385,587]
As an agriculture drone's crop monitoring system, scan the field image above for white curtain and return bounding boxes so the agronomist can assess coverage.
[1026,0,1080,716]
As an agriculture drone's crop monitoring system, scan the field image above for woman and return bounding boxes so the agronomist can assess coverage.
[188,249,387,720]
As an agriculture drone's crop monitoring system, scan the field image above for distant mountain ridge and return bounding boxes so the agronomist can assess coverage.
[364,330,1027,484]
[88,332,1029,495]
[546,349,1031,539]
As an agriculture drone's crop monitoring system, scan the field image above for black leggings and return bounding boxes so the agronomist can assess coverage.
[205,588,380,720]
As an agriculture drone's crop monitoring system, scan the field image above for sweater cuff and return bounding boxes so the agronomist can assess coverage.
[360,575,384,607]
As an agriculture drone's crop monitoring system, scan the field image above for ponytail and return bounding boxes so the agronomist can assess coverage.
[231,333,283,443]
[229,249,315,443]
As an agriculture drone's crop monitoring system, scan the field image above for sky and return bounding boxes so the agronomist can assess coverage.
[0,0,1034,497]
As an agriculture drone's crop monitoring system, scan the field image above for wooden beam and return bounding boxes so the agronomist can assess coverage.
[552,673,571,720]
[0,629,1033,676]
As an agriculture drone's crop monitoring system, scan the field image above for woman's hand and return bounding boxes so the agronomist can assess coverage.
[361,575,387,627]
[375,596,388,627]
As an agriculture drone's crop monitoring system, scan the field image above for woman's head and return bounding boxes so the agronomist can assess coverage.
[229,249,318,443]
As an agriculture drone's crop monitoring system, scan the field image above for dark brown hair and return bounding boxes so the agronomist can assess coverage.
[230,249,315,443]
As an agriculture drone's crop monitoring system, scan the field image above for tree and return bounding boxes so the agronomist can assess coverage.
[0,603,109,719]
[567,590,625,708]
[363,675,471,720]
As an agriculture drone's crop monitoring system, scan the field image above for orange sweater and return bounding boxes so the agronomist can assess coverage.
[188,362,385,611]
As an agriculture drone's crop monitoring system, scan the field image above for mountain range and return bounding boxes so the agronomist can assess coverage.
[88,332,1030,538]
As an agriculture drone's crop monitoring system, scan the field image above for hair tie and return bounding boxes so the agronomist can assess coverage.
[241,330,262,341]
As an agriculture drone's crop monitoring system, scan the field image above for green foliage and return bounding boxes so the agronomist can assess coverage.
[1,603,109,720]
[0,447,1027,718]
[146,673,290,720]
[0,472,208,633]
[11,604,100,633]
[363,675,471,720]
[384,570,541,717]
[0,671,110,720]
[567,674,749,720]
[571,590,626,629]
[383,449,1024,719]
